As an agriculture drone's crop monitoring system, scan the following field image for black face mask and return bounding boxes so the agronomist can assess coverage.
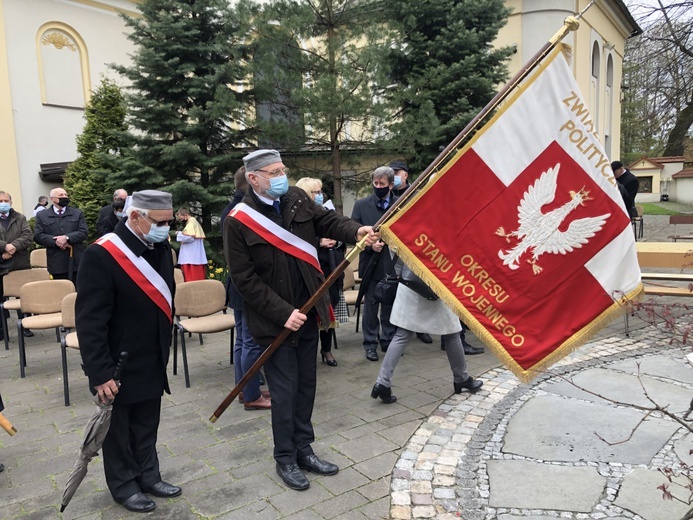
[57,197,70,208]
[373,186,390,200]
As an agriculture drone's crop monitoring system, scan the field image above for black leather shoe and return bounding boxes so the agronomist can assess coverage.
[366,349,379,361]
[371,383,397,404]
[297,454,339,476]
[142,481,182,498]
[463,343,484,355]
[417,333,433,344]
[454,377,484,394]
[120,492,156,513]
[22,329,34,338]
[0,463,4,472]
[276,462,309,490]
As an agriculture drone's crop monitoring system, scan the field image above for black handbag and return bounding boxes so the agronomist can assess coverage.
[400,267,439,301]
[373,275,399,305]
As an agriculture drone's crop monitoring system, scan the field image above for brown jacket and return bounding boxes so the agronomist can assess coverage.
[224,187,360,346]
[0,209,33,274]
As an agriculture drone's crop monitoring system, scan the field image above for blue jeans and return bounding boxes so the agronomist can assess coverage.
[233,310,262,402]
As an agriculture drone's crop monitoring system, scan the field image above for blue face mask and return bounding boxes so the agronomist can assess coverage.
[143,225,170,243]
[0,202,10,214]
[314,194,324,206]
[393,176,402,188]
[265,175,289,198]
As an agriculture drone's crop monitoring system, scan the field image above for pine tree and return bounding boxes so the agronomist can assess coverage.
[64,78,127,242]
[382,0,513,174]
[111,0,254,245]
[252,0,393,213]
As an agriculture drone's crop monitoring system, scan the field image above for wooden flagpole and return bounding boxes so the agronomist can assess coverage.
[210,12,587,423]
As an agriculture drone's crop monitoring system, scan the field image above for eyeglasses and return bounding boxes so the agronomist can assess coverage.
[255,167,288,178]
[139,213,174,227]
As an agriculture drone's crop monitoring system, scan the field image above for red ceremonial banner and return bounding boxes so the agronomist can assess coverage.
[380,46,643,381]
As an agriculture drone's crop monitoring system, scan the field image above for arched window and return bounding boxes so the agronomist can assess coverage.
[590,40,600,130]
[604,54,614,156]
[37,22,91,108]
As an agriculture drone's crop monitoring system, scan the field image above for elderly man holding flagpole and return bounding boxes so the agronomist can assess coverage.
[224,149,378,491]
[76,190,180,513]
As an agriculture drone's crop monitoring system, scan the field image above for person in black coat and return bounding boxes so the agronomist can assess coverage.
[97,199,126,236]
[611,161,639,218]
[33,187,88,280]
[97,189,128,236]
[76,190,180,513]
[351,167,399,361]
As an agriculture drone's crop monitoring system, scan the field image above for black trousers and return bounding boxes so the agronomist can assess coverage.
[263,314,319,465]
[362,281,396,351]
[102,397,162,502]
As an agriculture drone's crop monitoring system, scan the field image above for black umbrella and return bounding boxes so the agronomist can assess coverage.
[355,250,383,309]
[60,352,128,513]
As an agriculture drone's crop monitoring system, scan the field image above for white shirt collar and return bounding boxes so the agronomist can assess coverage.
[253,189,277,206]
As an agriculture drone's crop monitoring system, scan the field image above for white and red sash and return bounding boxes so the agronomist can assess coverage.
[95,233,173,323]
[229,203,323,274]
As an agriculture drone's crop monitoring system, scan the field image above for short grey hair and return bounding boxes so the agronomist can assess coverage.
[126,206,148,219]
[372,166,394,184]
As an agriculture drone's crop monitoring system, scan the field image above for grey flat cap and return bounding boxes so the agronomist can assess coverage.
[243,149,282,173]
[131,190,173,210]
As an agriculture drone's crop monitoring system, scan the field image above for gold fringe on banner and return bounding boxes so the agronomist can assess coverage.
[382,229,644,383]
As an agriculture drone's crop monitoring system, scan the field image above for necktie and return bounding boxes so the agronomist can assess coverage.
[273,200,281,215]
[58,209,64,216]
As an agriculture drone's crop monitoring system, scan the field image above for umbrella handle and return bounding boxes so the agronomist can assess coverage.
[113,351,129,381]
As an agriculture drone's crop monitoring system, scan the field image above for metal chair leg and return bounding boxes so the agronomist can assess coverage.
[180,328,190,388]
[1,303,9,351]
[17,320,26,378]
[61,337,70,406]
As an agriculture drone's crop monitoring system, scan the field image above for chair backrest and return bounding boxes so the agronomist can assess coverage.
[171,248,177,266]
[61,292,77,329]
[30,248,47,268]
[174,268,185,285]
[342,264,355,291]
[635,204,643,218]
[2,268,51,298]
[174,280,225,317]
[670,215,693,226]
[20,280,75,315]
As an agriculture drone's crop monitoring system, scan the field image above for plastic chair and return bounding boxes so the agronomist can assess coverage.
[1,268,51,350]
[173,280,235,388]
[29,248,47,268]
[60,293,79,406]
[342,266,361,332]
[174,268,185,285]
[17,279,75,378]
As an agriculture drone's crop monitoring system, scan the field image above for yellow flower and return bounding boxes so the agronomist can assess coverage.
[215,268,223,274]
[209,274,215,278]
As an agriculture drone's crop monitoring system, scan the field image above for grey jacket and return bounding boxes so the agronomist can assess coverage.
[389,264,461,335]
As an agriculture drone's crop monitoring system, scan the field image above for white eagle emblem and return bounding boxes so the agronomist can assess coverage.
[495,163,610,275]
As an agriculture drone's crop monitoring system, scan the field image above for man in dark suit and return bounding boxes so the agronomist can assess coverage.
[351,167,399,361]
[76,190,180,513]
[97,189,128,236]
[33,187,88,281]
[611,161,639,218]
[225,149,377,491]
